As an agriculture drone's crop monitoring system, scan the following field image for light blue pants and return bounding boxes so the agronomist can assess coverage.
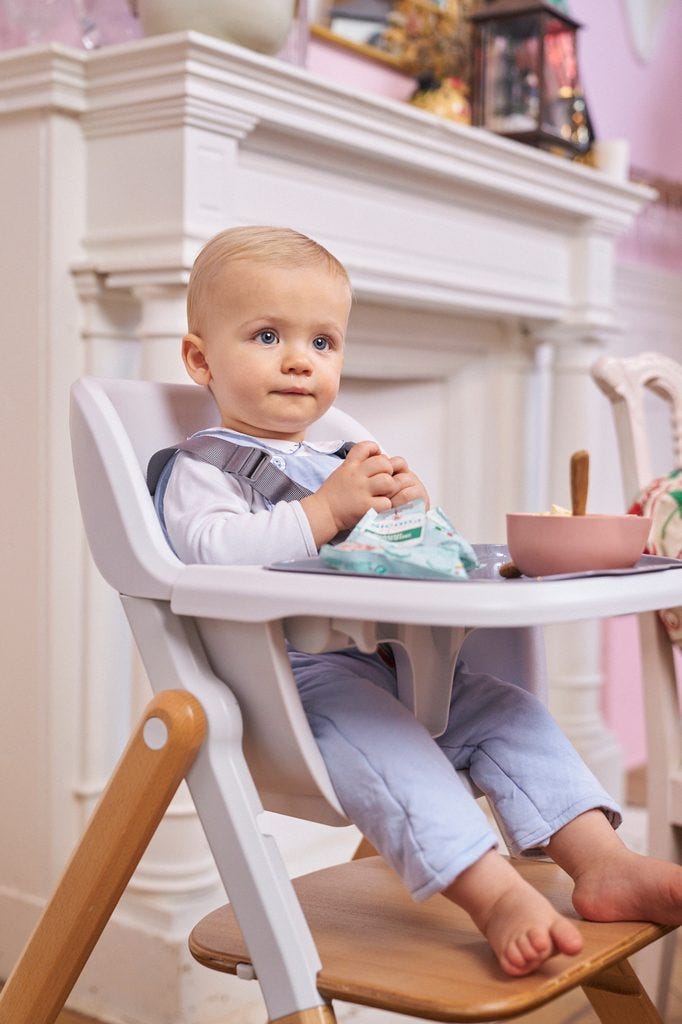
[291,648,621,901]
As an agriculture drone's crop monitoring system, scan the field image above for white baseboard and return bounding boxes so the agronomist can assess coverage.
[0,887,263,1024]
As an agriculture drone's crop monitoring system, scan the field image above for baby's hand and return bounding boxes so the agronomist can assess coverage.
[302,440,396,546]
[388,456,430,509]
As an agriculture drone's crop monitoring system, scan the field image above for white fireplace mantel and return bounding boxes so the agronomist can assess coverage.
[1,32,651,322]
[0,33,656,1024]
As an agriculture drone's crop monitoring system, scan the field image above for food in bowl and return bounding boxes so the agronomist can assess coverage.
[506,512,652,578]
[541,504,571,516]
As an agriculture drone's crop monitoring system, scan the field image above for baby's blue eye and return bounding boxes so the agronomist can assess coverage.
[256,330,278,345]
[312,336,331,351]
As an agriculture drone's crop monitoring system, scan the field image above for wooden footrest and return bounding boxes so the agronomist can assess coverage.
[190,857,671,1022]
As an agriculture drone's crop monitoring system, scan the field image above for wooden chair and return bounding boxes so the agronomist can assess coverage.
[0,375,672,1024]
[592,350,682,1013]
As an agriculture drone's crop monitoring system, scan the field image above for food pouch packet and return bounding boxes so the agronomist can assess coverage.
[320,499,479,579]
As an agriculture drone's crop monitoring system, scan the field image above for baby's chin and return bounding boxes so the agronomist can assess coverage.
[221,419,308,442]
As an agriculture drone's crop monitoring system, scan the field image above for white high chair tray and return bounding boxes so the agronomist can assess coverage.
[171,553,682,629]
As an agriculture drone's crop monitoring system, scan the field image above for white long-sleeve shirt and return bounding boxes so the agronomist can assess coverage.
[162,429,345,566]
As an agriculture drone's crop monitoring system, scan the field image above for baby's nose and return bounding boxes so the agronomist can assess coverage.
[282,346,313,373]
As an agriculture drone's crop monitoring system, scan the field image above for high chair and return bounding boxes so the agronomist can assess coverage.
[592,350,682,1013]
[0,375,672,1024]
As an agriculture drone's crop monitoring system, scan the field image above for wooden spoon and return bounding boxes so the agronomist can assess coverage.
[570,449,590,516]
[500,449,591,578]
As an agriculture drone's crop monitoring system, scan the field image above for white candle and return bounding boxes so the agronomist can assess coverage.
[592,138,631,182]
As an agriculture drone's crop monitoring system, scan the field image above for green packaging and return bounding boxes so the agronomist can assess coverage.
[320,500,479,580]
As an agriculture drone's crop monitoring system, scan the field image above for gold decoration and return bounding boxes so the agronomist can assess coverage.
[410,76,471,123]
[374,0,476,85]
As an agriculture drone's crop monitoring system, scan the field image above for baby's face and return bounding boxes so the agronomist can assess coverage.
[185,259,351,440]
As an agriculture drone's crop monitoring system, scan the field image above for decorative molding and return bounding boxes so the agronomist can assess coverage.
[79,33,653,224]
[0,44,86,114]
[1,34,654,306]
[82,93,259,138]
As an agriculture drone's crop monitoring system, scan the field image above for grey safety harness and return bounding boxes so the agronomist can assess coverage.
[147,433,354,505]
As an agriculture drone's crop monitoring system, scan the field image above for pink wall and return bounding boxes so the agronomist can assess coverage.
[569,1,682,273]
[602,616,647,769]
[603,616,682,769]
[569,0,682,181]
[306,34,415,102]
[0,0,140,49]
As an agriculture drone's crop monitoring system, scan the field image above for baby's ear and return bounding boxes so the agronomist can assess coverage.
[182,334,211,385]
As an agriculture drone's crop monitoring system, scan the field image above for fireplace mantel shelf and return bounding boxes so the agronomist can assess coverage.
[0,32,652,326]
[0,33,649,221]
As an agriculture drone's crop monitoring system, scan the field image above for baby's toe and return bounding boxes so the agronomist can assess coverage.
[551,918,583,956]
[503,935,543,975]
[525,926,553,958]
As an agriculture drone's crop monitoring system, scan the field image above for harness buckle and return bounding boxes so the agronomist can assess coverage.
[237,447,272,481]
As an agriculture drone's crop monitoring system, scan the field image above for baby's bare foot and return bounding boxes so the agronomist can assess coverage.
[573,848,682,926]
[443,851,583,977]
[476,874,583,976]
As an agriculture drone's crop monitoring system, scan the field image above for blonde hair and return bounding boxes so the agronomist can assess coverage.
[187,225,351,335]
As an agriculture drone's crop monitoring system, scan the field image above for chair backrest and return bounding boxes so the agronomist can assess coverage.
[591,351,682,503]
[70,376,382,824]
[70,376,373,599]
[70,376,545,824]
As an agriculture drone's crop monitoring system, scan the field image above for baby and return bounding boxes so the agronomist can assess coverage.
[159,225,682,977]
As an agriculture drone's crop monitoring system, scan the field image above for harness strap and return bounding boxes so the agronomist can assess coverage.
[147,435,354,506]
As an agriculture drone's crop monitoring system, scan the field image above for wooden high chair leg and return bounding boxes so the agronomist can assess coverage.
[0,690,206,1024]
[581,958,663,1023]
[270,1005,336,1024]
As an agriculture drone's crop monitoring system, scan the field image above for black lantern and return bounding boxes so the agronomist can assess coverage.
[470,0,593,156]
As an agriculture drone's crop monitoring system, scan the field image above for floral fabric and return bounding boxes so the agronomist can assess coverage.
[629,469,682,644]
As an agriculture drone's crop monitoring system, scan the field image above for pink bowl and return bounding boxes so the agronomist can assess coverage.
[506,513,652,578]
